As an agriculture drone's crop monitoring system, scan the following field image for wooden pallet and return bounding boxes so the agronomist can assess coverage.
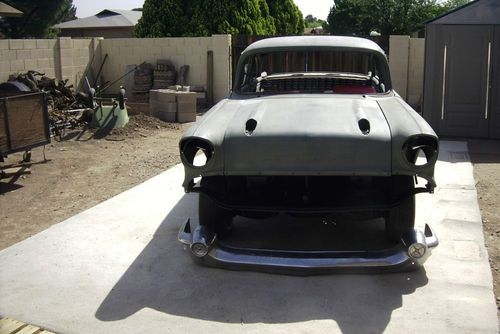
[0,317,55,334]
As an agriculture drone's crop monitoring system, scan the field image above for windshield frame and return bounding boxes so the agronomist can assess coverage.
[233,45,392,96]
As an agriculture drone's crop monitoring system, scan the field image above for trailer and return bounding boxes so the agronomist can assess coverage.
[0,92,51,162]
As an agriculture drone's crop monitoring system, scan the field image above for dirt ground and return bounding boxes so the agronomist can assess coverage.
[0,114,190,250]
[468,140,500,310]
[1,122,499,310]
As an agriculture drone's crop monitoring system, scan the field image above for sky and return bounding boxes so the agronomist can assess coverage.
[73,0,333,20]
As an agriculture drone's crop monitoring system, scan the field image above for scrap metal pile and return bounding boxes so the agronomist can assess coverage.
[8,71,92,137]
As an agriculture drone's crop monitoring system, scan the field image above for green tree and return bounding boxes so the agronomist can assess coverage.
[304,14,326,28]
[267,0,304,35]
[0,0,77,38]
[135,0,279,37]
[326,0,449,36]
[134,0,185,37]
[442,0,471,10]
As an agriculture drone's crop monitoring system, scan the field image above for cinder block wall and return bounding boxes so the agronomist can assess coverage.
[0,37,98,89]
[389,35,425,108]
[99,35,232,102]
[0,35,232,103]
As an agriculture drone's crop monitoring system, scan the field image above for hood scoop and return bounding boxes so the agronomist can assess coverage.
[245,118,258,136]
[358,118,370,135]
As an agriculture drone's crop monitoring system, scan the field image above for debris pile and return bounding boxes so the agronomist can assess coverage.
[7,71,92,137]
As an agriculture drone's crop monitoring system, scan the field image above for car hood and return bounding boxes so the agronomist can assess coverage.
[191,95,392,175]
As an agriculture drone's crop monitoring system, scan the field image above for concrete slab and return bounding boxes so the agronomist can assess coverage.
[0,141,497,334]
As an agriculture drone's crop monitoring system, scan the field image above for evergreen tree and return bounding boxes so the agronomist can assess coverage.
[326,0,452,36]
[267,0,304,35]
[0,0,77,38]
[135,0,303,37]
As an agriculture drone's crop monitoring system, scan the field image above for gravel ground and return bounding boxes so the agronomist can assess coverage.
[468,139,500,311]
[0,114,190,250]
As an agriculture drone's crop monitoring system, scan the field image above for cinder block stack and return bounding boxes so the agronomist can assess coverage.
[176,91,197,123]
[153,59,177,89]
[149,89,197,123]
[132,62,154,102]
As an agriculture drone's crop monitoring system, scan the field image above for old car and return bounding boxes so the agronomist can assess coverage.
[178,36,439,274]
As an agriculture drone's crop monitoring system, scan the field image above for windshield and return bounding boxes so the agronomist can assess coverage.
[237,50,388,95]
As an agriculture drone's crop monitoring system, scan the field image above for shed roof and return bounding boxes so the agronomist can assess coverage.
[242,36,385,56]
[426,0,500,25]
[54,9,141,29]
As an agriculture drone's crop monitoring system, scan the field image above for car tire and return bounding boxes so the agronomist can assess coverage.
[385,176,415,242]
[198,194,233,238]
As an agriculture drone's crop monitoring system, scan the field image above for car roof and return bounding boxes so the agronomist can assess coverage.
[242,36,386,56]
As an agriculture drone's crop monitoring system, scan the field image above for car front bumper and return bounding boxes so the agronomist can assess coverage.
[178,219,439,275]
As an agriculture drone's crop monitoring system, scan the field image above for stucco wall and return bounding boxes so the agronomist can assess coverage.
[389,35,425,109]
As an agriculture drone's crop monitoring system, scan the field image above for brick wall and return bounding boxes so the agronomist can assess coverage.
[0,37,98,89]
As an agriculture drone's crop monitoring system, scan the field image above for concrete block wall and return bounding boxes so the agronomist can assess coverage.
[389,35,425,108]
[0,37,98,89]
[100,35,232,102]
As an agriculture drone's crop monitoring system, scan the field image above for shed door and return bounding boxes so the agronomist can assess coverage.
[440,26,492,137]
[489,26,500,138]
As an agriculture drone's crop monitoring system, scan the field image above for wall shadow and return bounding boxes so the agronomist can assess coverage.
[95,194,428,334]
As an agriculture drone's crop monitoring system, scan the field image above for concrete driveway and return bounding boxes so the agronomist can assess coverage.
[0,141,497,333]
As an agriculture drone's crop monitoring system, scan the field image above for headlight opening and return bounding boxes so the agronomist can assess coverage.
[181,138,214,168]
[402,136,438,167]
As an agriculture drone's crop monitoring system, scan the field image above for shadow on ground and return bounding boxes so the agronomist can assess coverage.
[95,194,428,334]
[468,139,500,163]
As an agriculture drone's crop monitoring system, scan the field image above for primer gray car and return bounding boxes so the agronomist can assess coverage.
[178,36,439,274]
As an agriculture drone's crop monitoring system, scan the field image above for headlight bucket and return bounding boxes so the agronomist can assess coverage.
[180,138,214,168]
[402,135,438,167]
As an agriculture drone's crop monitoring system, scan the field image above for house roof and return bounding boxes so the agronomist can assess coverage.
[0,1,23,17]
[54,9,141,29]
[426,0,500,25]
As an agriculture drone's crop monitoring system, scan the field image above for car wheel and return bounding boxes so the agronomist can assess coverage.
[385,176,415,242]
[198,194,233,238]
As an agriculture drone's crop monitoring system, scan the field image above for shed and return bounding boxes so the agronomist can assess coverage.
[54,9,142,38]
[423,0,500,138]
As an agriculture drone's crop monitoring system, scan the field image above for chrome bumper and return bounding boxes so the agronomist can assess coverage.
[178,219,439,275]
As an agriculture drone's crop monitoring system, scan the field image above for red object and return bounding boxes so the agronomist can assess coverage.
[334,85,376,94]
